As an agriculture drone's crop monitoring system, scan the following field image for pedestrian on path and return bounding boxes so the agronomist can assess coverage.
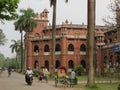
[8,67,11,77]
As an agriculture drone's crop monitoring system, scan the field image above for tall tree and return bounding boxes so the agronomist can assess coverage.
[10,40,20,70]
[103,0,120,41]
[87,0,96,86]
[49,0,68,76]
[14,8,37,72]
[0,0,19,22]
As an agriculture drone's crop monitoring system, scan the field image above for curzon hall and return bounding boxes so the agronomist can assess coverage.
[25,9,108,73]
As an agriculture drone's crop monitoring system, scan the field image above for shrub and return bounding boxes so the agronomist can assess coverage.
[74,65,84,75]
[33,69,39,77]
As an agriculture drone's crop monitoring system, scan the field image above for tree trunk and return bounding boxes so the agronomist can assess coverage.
[87,0,95,86]
[20,30,23,72]
[51,0,57,76]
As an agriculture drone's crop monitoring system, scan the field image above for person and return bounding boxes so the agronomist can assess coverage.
[71,69,76,79]
[70,69,77,85]
[43,67,49,78]
[8,67,12,77]
[25,67,33,82]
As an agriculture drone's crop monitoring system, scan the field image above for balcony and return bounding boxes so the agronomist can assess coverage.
[79,35,86,39]
[102,41,120,48]
[66,35,86,39]
[43,36,51,40]
[31,36,40,41]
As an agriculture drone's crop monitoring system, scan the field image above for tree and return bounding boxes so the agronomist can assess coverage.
[0,29,7,45]
[10,40,20,70]
[87,0,96,86]
[103,0,120,27]
[14,8,37,72]
[0,53,5,67]
[0,0,19,22]
[103,0,120,42]
[49,0,68,76]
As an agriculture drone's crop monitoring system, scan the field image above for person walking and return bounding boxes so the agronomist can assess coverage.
[8,67,12,77]
[71,69,76,79]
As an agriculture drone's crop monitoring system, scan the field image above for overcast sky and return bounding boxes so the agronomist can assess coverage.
[0,0,112,58]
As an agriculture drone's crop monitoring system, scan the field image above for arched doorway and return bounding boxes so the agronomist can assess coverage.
[80,60,86,68]
[68,60,74,69]
[55,60,61,69]
[34,60,39,69]
[45,60,49,70]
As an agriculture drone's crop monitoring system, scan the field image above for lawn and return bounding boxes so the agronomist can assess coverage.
[75,83,120,90]
[77,75,119,81]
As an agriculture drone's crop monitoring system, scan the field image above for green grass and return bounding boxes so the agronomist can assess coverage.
[75,83,119,90]
[77,75,119,81]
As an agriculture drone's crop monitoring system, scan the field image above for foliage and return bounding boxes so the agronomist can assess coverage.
[0,53,5,67]
[33,69,39,77]
[14,8,37,32]
[74,65,84,75]
[0,0,20,21]
[103,0,120,27]
[10,40,20,53]
[5,57,17,69]
[10,40,21,69]
[14,8,37,72]
[0,29,7,45]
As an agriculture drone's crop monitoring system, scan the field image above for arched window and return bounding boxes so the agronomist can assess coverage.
[68,60,74,69]
[34,45,39,52]
[44,45,50,52]
[45,60,49,70]
[68,44,74,51]
[80,44,86,51]
[80,60,86,68]
[34,60,39,69]
[109,55,113,66]
[35,33,40,37]
[55,60,61,69]
[55,44,61,51]
[104,56,107,65]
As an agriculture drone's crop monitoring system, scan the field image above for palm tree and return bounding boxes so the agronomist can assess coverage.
[14,18,24,72]
[87,0,96,86]
[49,0,68,76]
[19,8,37,71]
[10,40,20,70]
[14,8,37,72]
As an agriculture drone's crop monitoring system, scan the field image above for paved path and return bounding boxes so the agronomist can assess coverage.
[0,71,81,90]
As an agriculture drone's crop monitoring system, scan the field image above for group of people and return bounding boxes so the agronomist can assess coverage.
[25,66,49,82]
[25,66,76,83]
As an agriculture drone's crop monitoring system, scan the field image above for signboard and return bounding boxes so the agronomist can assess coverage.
[113,45,120,52]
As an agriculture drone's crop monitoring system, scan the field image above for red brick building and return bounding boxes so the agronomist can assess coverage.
[25,9,107,73]
[101,26,120,74]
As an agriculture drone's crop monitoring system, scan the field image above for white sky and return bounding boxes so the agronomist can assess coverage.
[0,0,112,58]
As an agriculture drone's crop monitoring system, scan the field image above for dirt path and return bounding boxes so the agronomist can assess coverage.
[0,70,82,90]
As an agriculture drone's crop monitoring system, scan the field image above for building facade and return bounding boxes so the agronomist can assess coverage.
[25,9,107,73]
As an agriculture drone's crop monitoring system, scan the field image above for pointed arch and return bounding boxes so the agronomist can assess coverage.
[68,60,74,69]
[68,44,74,51]
[55,60,61,69]
[80,44,86,51]
[44,60,49,70]
[34,45,39,52]
[55,44,61,51]
[44,44,50,52]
